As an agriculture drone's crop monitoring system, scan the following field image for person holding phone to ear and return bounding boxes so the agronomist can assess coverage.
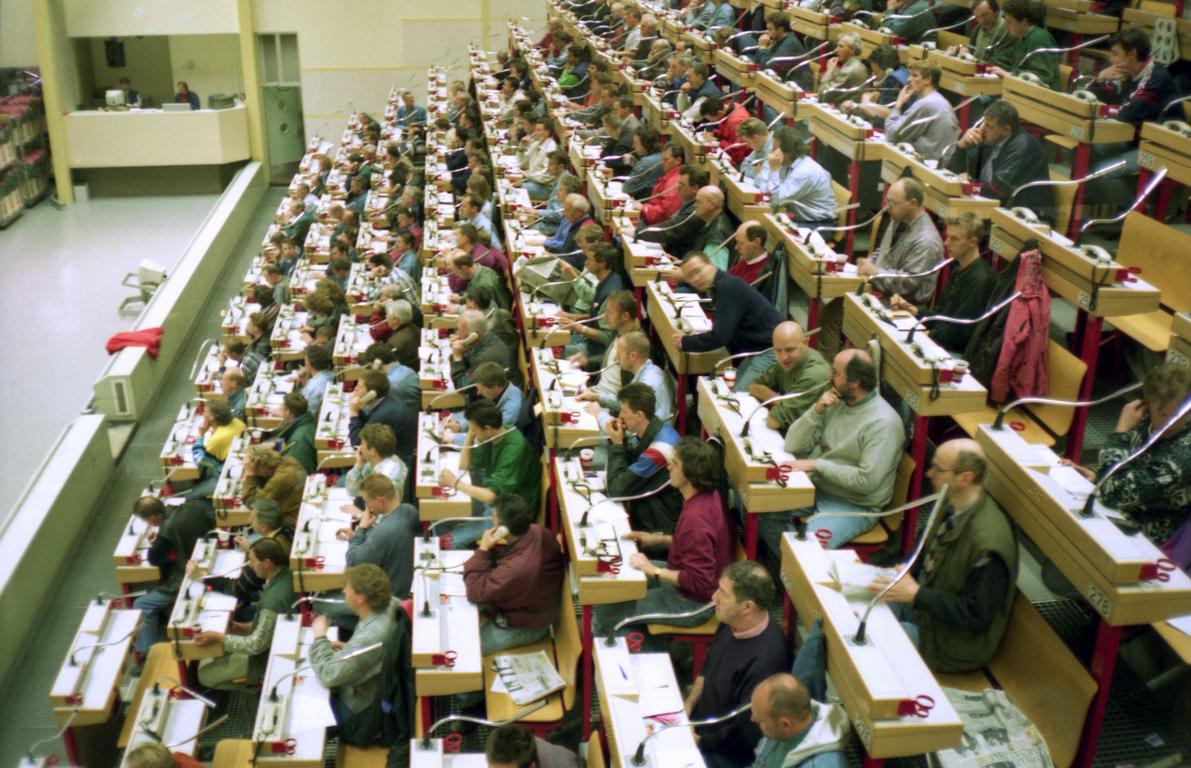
[450,309,518,389]
[463,494,565,654]
[349,370,417,481]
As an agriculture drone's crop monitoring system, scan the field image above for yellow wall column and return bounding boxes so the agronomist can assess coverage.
[237,0,269,170]
[33,0,74,203]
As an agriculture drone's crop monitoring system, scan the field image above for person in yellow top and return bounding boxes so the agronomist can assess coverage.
[199,400,246,462]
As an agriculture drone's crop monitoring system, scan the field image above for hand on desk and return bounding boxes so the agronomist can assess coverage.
[312,614,330,639]
[624,530,666,550]
[670,331,686,350]
[575,390,599,403]
[788,459,817,474]
[870,572,919,603]
[628,552,655,574]
[194,631,224,646]
[584,401,604,417]
[855,257,878,279]
[888,294,918,316]
[1058,458,1097,482]
[336,527,354,541]
[568,351,590,368]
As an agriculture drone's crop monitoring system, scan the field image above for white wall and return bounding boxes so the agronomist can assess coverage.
[0,0,37,68]
[169,34,244,103]
[87,36,173,107]
[63,0,238,36]
[252,0,546,141]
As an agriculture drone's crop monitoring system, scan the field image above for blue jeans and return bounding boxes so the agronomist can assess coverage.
[734,349,776,393]
[757,490,879,555]
[592,562,713,637]
[134,588,179,655]
[522,180,554,201]
[445,499,493,549]
[480,621,552,655]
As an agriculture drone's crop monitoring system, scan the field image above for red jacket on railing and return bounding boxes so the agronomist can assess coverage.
[989,250,1050,403]
[106,327,164,359]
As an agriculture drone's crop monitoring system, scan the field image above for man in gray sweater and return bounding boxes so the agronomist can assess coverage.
[759,350,904,557]
[883,65,961,163]
[344,474,419,599]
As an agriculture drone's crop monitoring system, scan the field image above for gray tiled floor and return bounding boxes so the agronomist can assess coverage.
[0,189,284,767]
[0,193,220,520]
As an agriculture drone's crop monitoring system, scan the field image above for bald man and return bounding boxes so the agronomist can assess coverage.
[759,349,904,556]
[751,673,848,767]
[690,185,734,270]
[748,322,831,431]
[870,438,1018,673]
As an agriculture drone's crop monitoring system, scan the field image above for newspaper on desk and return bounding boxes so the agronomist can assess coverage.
[935,686,1054,768]
[489,650,566,706]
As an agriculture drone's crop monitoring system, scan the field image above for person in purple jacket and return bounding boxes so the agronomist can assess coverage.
[592,438,737,636]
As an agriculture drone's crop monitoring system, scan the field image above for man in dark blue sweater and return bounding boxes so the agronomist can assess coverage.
[673,252,782,392]
[685,561,791,768]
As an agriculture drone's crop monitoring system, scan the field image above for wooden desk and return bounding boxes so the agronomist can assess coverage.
[616,221,679,286]
[313,383,356,470]
[668,118,718,173]
[291,474,352,592]
[529,348,604,449]
[645,281,726,432]
[805,101,888,255]
[411,540,483,724]
[1000,75,1134,239]
[586,166,638,226]
[1167,312,1191,369]
[715,47,760,92]
[331,315,373,379]
[987,206,1161,456]
[192,345,230,404]
[212,436,252,527]
[159,402,204,483]
[707,153,769,223]
[252,619,333,766]
[270,306,310,364]
[843,293,989,517]
[409,743,489,767]
[879,145,999,220]
[554,452,649,743]
[593,641,704,768]
[761,212,862,330]
[414,413,474,521]
[695,376,815,556]
[753,70,806,120]
[975,423,1191,768]
[113,513,161,586]
[165,538,242,661]
[780,534,964,760]
[50,603,140,735]
[418,331,465,411]
[119,679,207,767]
[244,369,296,431]
[1137,121,1191,220]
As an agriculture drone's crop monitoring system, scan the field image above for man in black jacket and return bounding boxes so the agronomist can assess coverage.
[946,99,1051,221]
[889,211,997,355]
[673,252,783,392]
[131,496,212,655]
[605,383,684,535]
[349,369,416,476]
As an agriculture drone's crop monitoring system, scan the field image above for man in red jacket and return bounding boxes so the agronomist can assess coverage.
[638,142,686,224]
[463,493,565,654]
[593,437,736,637]
[699,97,753,166]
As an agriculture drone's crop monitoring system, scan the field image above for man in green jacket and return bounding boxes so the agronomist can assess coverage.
[748,321,831,432]
[870,439,1018,673]
[278,392,317,474]
[450,253,510,311]
[884,0,935,44]
[989,0,1059,90]
[439,401,540,548]
[193,537,297,687]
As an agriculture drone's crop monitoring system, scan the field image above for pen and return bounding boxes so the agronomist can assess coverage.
[618,663,628,680]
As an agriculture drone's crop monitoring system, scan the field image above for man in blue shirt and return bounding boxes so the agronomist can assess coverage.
[174,81,200,110]
[588,331,674,427]
[297,345,335,416]
[396,91,427,127]
[443,361,524,445]
[543,193,595,268]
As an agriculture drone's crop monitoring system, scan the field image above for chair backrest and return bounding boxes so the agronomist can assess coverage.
[1048,166,1078,237]
[554,568,582,711]
[586,736,607,768]
[881,452,917,532]
[832,180,851,229]
[987,592,1096,768]
[1058,63,1073,90]
[1028,339,1087,438]
[1119,212,1191,313]
[938,30,969,48]
[538,454,551,525]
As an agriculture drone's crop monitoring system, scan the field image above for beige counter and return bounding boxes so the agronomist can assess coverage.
[64,105,250,168]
